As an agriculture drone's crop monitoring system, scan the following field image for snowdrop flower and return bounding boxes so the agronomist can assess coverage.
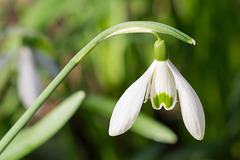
[109,40,205,140]
[17,47,42,108]
[0,46,59,109]
[17,47,59,109]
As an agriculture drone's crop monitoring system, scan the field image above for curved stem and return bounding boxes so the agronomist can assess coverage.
[0,61,77,154]
[0,21,195,154]
[72,21,195,63]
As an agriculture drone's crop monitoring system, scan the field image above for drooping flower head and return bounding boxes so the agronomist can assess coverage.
[109,39,205,140]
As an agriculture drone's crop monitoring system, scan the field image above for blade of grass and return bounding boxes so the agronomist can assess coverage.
[0,91,85,160]
[82,94,177,144]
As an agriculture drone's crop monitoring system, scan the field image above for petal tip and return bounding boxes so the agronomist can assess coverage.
[108,130,116,136]
[108,126,124,137]
[193,133,204,141]
[108,130,118,137]
[186,117,205,141]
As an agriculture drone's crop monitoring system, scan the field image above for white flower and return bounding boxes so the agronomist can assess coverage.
[17,47,42,108]
[109,58,205,140]
[0,46,59,109]
[17,47,59,109]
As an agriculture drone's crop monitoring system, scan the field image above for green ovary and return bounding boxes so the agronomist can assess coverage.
[153,92,173,109]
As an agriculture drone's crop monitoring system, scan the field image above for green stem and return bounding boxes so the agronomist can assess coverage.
[0,60,77,153]
[0,21,195,154]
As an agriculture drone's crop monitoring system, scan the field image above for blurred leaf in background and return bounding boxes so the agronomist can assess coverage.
[0,0,240,159]
[0,91,85,160]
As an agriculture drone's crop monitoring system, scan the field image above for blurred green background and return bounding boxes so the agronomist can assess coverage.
[0,0,240,159]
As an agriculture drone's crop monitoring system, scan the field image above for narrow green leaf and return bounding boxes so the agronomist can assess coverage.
[132,113,177,144]
[0,91,85,160]
[82,94,177,144]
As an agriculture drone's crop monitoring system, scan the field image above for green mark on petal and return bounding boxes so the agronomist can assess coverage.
[153,92,173,109]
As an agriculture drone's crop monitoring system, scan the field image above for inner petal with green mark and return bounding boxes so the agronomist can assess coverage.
[152,92,174,109]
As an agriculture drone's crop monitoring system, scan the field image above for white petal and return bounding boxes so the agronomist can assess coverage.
[150,61,177,110]
[109,60,157,136]
[167,60,205,140]
[17,47,41,109]
[144,74,151,103]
